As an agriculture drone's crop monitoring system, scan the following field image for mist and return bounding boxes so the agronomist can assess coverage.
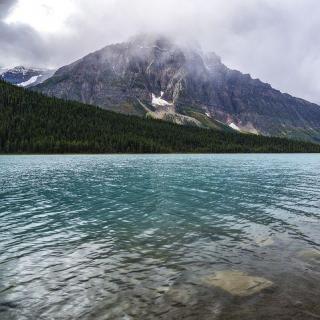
[1,0,320,104]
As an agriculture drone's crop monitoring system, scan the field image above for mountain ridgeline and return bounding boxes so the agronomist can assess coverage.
[1,66,54,87]
[34,34,320,143]
[1,80,320,154]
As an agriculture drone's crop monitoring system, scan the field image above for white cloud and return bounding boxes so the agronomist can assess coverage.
[1,0,320,104]
[5,0,77,34]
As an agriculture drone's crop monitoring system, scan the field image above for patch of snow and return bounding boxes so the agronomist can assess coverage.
[205,112,211,118]
[229,123,241,131]
[18,75,41,87]
[152,93,173,107]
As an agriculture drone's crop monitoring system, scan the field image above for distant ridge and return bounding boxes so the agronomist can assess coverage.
[1,66,54,87]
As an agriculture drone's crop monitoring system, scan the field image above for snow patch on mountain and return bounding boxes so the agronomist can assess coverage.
[18,75,41,87]
[1,66,55,87]
[229,123,241,131]
[152,93,173,107]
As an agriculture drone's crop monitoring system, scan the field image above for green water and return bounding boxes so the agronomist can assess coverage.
[0,154,320,319]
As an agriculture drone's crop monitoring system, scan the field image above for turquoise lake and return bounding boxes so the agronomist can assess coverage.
[1,154,320,319]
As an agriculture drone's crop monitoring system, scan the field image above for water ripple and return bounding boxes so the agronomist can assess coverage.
[1,154,320,319]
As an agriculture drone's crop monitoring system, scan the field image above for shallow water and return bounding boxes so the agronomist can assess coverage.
[0,154,320,320]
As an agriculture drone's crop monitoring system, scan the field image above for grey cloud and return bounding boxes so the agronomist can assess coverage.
[0,0,48,67]
[0,0,17,18]
[0,22,48,67]
[1,0,320,103]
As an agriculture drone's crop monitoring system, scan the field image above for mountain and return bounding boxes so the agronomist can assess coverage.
[35,34,320,143]
[1,66,55,87]
[1,80,319,154]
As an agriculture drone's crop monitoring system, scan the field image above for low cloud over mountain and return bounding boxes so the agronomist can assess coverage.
[1,0,320,103]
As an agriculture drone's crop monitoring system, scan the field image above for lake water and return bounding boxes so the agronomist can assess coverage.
[1,154,320,320]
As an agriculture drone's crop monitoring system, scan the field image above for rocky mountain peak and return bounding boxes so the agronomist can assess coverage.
[34,34,320,142]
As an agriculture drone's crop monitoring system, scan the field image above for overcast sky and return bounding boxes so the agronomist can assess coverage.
[1,0,320,103]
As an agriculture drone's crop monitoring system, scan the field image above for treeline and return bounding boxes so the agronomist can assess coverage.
[0,80,319,154]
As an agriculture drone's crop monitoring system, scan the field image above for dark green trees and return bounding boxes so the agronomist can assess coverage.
[0,80,319,154]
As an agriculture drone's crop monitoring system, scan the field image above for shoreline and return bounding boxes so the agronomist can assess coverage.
[1,152,320,156]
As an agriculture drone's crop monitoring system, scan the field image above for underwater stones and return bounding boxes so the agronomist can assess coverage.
[165,284,199,306]
[201,271,273,297]
[155,286,170,295]
[255,236,274,247]
[298,249,320,264]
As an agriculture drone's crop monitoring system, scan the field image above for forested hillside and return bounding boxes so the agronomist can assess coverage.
[1,80,319,154]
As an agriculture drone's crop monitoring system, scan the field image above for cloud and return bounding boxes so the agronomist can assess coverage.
[1,0,320,103]
[0,0,17,18]
[0,22,47,67]
[0,0,48,67]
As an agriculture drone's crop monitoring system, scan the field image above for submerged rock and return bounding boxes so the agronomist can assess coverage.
[298,250,320,264]
[255,236,274,247]
[165,284,199,306]
[201,271,273,297]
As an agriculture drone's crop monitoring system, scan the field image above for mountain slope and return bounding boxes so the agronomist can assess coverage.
[1,66,54,87]
[34,34,320,143]
[1,80,319,154]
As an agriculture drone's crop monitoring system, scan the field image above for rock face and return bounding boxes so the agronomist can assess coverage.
[1,66,54,87]
[35,34,320,142]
